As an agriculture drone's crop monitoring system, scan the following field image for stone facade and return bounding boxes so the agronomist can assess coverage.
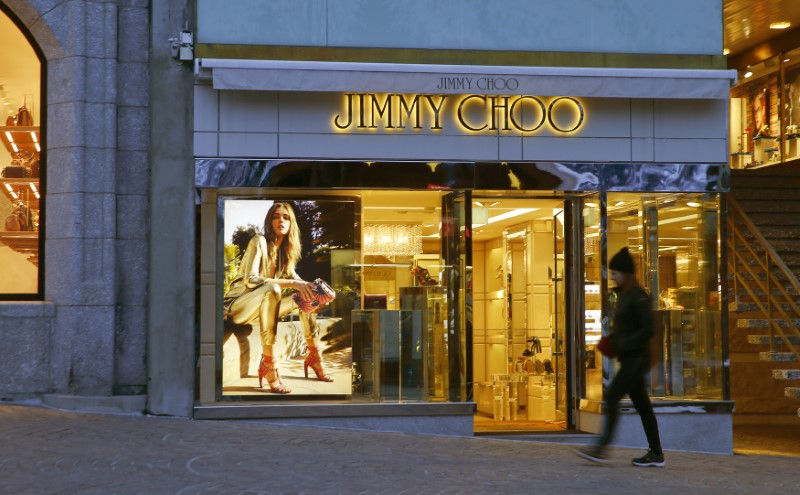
[0,0,173,412]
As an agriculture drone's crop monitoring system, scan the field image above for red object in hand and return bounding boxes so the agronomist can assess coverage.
[293,278,336,313]
[597,336,616,358]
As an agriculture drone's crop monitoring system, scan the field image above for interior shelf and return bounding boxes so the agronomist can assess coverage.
[1,125,40,155]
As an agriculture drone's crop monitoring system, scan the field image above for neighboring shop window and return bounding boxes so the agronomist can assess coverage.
[0,9,42,296]
[782,47,800,163]
[594,193,723,401]
[730,56,780,168]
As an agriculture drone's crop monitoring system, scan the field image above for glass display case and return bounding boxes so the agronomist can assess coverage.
[399,286,448,401]
[351,309,424,401]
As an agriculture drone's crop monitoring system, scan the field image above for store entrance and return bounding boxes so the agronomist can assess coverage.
[470,195,570,433]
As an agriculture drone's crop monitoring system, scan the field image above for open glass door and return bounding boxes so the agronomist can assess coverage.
[552,208,567,423]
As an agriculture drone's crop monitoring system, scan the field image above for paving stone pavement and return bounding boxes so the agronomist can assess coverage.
[0,404,798,495]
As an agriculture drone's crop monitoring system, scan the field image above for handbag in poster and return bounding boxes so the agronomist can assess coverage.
[293,278,336,313]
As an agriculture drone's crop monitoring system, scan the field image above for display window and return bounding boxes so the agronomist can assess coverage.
[0,8,43,297]
[199,160,726,434]
[583,192,723,403]
[216,190,468,402]
[730,47,800,168]
[730,55,783,168]
[781,47,800,162]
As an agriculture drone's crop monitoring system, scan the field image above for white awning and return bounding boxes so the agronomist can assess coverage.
[196,58,737,99]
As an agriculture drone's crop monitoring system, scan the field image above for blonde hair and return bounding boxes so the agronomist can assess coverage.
[263,202,302,277]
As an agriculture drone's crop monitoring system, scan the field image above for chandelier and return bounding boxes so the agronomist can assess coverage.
[363,224,422,257]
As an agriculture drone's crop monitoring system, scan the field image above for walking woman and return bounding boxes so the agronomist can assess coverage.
[224,202,334,394]
[577,247,665,467]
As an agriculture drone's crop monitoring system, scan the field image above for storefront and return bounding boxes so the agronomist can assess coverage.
[729,43,800,169]
[192,60,736,453]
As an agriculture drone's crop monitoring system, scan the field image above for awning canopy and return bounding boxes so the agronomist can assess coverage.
[196,58,737,100]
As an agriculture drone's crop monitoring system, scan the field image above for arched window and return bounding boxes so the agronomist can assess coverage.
[0,6,44,297]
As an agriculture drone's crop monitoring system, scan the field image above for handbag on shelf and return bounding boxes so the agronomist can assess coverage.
[14,104,33,127]
[5,96,34,127]
[4,204,30,231]
[2,166,30,178]
[293,278,336,313]
[597,335,616,358]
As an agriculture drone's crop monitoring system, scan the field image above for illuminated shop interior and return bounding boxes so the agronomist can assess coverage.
[0,11,42,295]
[216,187,723,432]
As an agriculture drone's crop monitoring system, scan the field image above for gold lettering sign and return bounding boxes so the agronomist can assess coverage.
[333,93,585,134]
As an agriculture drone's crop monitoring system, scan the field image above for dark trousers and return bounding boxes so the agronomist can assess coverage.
[598,355,663,454]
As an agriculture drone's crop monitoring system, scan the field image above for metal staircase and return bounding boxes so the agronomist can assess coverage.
[728,166,800,416]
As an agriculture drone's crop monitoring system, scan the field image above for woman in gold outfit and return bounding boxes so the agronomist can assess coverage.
[224,202,333,393]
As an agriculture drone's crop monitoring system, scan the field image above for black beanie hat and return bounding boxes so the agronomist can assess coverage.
[609,247,635,274]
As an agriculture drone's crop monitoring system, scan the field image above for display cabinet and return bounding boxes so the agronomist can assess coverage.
[399,286,448,400]
[351,309,424,401]
[661,309,696,397]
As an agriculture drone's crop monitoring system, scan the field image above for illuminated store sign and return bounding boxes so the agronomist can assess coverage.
[333,93,585,134]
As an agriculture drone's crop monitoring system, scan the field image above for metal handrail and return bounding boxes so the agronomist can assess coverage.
[728,197,800,359]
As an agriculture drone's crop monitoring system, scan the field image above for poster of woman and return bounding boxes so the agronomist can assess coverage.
[753,90,768,135]
[220,198,357,397]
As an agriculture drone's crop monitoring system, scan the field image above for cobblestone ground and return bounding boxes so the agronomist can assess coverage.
[0,404,798,495]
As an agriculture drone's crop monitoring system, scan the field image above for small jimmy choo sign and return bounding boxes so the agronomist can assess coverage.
[333,92,585,134]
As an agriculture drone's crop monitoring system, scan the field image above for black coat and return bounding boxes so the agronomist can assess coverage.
[610,286,654,362]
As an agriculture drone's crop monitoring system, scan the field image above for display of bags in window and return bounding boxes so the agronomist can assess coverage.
[2,150,37,178]
[4,95,34,127]
[4,201,32,231]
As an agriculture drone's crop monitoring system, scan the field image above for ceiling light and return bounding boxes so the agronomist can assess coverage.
[487,208,537,224]
[744,69,753,78]
[723,48,730,55]
[472,207,489,227]
[770,21,791,30]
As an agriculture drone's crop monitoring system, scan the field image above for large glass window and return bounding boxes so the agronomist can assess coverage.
[591,192,724,401]
[0,9,43,296]
[216,189,469,403]
[356,190,448,402]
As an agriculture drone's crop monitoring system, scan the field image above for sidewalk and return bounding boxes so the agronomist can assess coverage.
[0,404,797,494]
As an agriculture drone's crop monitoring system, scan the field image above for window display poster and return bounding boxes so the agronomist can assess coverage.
[221,198,357,397]
[753,91,767,135]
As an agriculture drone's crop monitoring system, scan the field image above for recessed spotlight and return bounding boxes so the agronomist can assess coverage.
[744,69,753,78]
[723,48,730,55]
[770,21,791,30]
